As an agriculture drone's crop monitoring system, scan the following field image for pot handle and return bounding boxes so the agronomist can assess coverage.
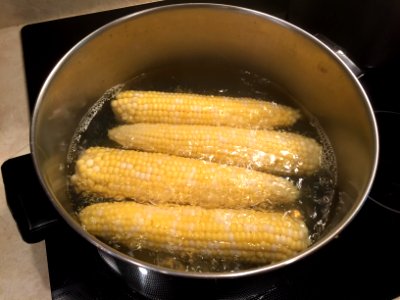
[315,33,363,78]
[1,154,60,243]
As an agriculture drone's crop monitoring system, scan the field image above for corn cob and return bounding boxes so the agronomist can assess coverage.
[79,201,310,264]
[111,90,300,129]
[71,147,299,208]
[109,123,322,176]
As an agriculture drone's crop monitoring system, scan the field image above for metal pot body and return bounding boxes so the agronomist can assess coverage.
[31,4,378,299]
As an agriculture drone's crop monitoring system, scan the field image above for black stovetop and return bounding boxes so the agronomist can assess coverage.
[2,1,400,299]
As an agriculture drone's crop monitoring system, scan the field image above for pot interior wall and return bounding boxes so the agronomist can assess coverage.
[32,4,377,263]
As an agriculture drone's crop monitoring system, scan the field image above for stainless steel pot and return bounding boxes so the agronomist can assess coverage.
[31,3,379,299]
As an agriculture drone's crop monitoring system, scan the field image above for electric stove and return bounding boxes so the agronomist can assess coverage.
[2,1,400,299]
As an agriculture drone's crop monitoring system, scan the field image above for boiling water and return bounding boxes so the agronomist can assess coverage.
[67,63,337,272]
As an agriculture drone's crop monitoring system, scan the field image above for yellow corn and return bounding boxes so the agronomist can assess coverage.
[79,201,310,264]
[109,124,322,176]
[111,90,300,129]
[71,147,299,208]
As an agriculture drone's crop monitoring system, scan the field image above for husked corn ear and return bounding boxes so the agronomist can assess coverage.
[109,124,322,176]
[79,201,310,264]
[111,90,300,129]
[71,147,299,208]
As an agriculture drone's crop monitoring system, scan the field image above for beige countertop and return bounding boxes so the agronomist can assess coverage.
[0,1,158,299]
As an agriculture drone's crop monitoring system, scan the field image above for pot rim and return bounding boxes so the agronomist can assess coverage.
[30,2,379,279]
